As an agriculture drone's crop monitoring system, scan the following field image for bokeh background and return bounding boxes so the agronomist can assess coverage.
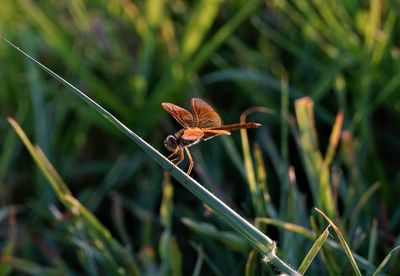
[1,0,400,275]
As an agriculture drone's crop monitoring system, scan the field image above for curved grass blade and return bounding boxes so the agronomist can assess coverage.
[372,246,400,276]
[297,226,330,274]
[1,36,298,275]
[314,208,362,276]
[255,217,315,240]
[348,182,381,233]
[245,250,257,276]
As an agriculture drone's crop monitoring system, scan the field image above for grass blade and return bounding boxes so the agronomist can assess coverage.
[348,182,381,233]
[314,208,362,276]
[367,219,378,264]
[372,246,400,276]
[256,217,315,240]
[181,217,250,253]
[324,111,344,166]
[297,226,330,274]
[245,250,257,276]
[181,0,223,61]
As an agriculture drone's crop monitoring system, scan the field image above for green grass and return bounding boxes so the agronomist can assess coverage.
[1,0,400,275]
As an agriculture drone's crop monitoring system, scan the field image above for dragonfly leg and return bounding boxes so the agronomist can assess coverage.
[184,147,194,179]
[174,147,185,165]
[168,148,180,159]
[167,148,180,172]
[168,148,185,172]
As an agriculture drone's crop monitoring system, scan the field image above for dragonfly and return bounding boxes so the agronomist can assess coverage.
[162,98,261,176]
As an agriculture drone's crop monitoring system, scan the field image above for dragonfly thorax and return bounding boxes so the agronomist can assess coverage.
[164,135,178,152]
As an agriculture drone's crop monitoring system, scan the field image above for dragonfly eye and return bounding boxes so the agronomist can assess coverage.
[164,135,178,151]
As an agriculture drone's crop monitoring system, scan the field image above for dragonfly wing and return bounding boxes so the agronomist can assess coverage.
[202,129,231,140]
[181,128,204,141]
[191,98,222,128]
[162,102,194,128]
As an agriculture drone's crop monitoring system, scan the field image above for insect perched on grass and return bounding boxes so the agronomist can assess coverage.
[162,98,261,176]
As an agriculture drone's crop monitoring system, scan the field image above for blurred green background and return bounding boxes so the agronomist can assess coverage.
[1,0,400,275]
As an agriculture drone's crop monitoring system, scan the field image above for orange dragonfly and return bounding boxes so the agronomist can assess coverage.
[162,98,261,176]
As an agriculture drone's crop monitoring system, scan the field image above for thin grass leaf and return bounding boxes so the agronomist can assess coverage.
[69,0,90,32]
[110,194,131,248]
[295,98,319,153]
[189,242,224,276]
[1,36,298,275]
[159,231,171,275]
[170,236,183,276]
[334,74,348,117]
[319,162,336,219]
[86,156,142,211]
[372,246,400,276]
[324,111,344,166]
[368,219,378,264]
[256,217,315,240]
[220,135,246,179]
[23,35,49,154]
[311,68,340,102]
[145,0,165,28]
[187,0,262,74]
[280,70,289,176]
[181,0,223,61]
[7,118,72,198]
[314,208,362,276]
[240,119,261,217]
[250,15,324,71]
[245,250,257,276]
[160,172,174,228]
[181,218,250,253]
[240,107,272,217]
[123,0,156,105]
[0,257,63,276]
[254,144,269,208]
[309,216,340,275]
[374,71,400,108]
[0,106,27,180]
[371,11,396,65]
[348,182,381,233]
[192,244,204,276]
[365,0,381,49]
[159,173,181,276]
[297,226,330,274]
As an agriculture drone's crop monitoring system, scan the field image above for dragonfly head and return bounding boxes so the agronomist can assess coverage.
[164,135,178,151]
